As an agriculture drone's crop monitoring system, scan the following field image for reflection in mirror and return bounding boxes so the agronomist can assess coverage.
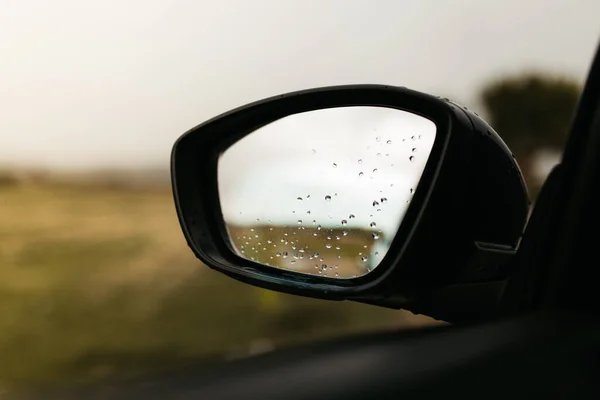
[218,106,436,279]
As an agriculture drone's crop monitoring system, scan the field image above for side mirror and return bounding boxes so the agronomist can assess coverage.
[171,85,529,323]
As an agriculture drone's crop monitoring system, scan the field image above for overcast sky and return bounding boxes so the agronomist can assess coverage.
[218,106,435,236]
[1,0,599,171]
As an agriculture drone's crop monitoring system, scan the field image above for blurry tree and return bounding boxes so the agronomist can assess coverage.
[479,73,581,198]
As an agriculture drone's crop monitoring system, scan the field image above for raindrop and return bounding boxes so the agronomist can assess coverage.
[412,148,417,152]
[410,188,414,194]
[297,197,303,201]
[409,156,415,161]
[321,264,328,271]
[361,256,368,262]
[332,163,337,168]
[370,222,377,227]
[297,220,303,225]
[313,233,318,237]
[335,236,340,240]
[267,240,272,244]
[327,236,332,240]
[293,253,299,259]
[313,252,320,258]
[418,134,422,139]
[254,235,259,238]
[376,137,382,142]
[373,168,379,174]
[343,230,348,236]
[312,149,317,154]
[411,135,416,140]
[241,250,245,254]
[250,228,255,232]
[325,195,331,202]
[372,232,380,239]
[290,260,296,264]
[386,140,392,144]
[276,252,282,257]
[307,194,311,199]
[381,197,388,203]
[358,159,363,164]
[337,255,342,259]
[385,153,390,157]
[317,225,322,230]
[349,214,355,219]
[335,245,341,250]
[341,219,348,226]
[377,153,382,157]
[282,252,288,258]
[299,248,305,253]
[375,251,379,256]
[358,172,364,177]
[335,272,339,277]
[326,243,332,249]
[306,210,311,214]
[373,200,380,207]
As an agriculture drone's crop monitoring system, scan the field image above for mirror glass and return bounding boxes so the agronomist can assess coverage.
[217,106,436,279]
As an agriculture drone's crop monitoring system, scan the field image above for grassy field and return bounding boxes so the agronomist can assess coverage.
[0,178,440,390]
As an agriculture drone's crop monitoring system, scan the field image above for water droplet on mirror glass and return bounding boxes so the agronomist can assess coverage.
[370,222,377,227]
[381,197,388,203]
[349,214,355,219]
[332,163,337,168]
[361,256,368,262]
[372,233,380,239]
[358,159,363,164]
[325,195,331,202]
[373,168,378,173]
[411,136,416,140]
[410,188,414,194]
[326,243,332,249]
[343,230,348,236]
[386,140,392,144]
[321,264,328,271]
[290,260,296,264]
[412,148,417,152]
[306,210,311,214]
[306,194,311,199]
[317,225,322,230]
[276,252,281,257]
[282,252,288,258]
[312,149,317,154]
[373,200,379,207]
[335,245,341,250]
[358,172,364,177]
[335,272,339,277]
[376,137,381,142]
[409,156,415,161]
[297,220,302,225]
[377,153,381,157]
[297,197,303,201]
[341,220,347,226]
[313,252,319,258]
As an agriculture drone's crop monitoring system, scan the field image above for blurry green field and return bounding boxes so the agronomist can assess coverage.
[0,179,439,389]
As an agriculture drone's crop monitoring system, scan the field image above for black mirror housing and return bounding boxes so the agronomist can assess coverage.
[171,85,529,323]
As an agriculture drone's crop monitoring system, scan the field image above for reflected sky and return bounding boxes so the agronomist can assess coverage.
[218,106,436,243]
